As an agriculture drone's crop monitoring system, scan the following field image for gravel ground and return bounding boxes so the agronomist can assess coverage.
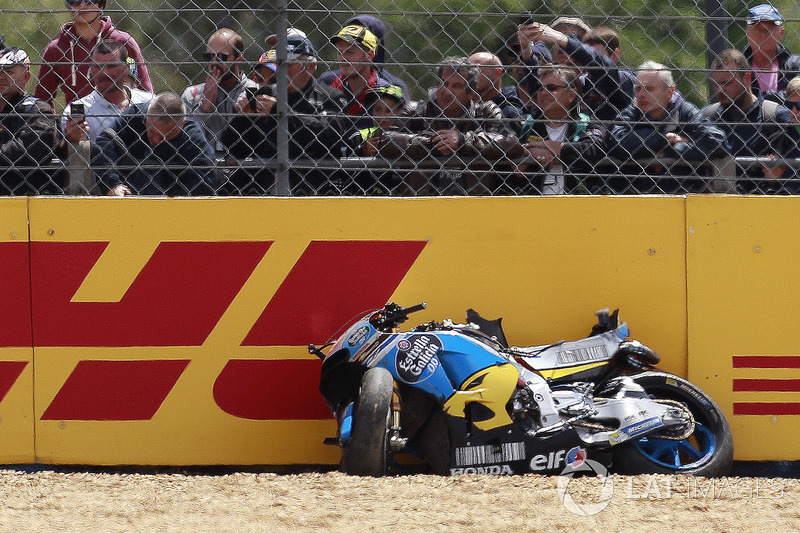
[0,470,798,532]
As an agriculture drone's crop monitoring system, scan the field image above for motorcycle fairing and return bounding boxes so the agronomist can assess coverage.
[442,363,519,431]
[447,425,613,475]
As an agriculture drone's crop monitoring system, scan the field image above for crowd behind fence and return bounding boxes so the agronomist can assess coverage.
[2,1,800,196]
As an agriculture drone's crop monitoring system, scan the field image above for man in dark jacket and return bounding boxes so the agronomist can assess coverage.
[742,4,800,102]
[222,28,350,195]
[609,61,728,194]
[469,51,526,134]
[93,92,216,196]
[704,49,795,194]
[375,57,517,195]
[0,46,60,195]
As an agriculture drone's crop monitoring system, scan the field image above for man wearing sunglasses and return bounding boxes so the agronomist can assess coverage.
[35,0,152,109]
[182,28,258,154]
[704,48,794,193]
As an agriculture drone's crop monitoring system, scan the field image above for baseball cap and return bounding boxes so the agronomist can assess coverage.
[746,4,783,25]
[364,84,406,108]
[0,47,29,67]
[331,24,379,53]
[551,16,591,38]
[265,28,317,59]
[257,50,278,72]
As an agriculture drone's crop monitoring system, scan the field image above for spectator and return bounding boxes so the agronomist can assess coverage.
[358,84,408,153]
[506,67,607,195]
[327,24,395,128]
[223,28,351,195]
[468,51,526,133]
[348,84,409,195]
[704,49,794,193]
[63,40,153,144]
[61,39,153,194]
[182,28,258,153]
[550,16,592,68]
[743,4,800,102]
[778,76,800,193]
[508,26,553,112]
[0,46,60,195]
[252,50,277,87]
[375,57,517,195]
[93,92,216,196]
[35,0,152,108]
[609,61,727,194]
[320,15,410,100]
[520,23,635,122]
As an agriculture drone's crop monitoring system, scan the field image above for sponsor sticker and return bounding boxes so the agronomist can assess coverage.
[395,334,442,384]
[620,416,663,438]
[530,446,586,472]
[450,465,514,475]
[347,325,370,347]
[455,442,525,466]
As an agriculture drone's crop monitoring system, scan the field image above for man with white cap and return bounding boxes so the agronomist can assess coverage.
[743,3,800,101]
[0,45,60,195]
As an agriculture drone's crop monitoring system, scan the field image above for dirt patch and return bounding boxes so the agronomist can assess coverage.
[0,470,798,532]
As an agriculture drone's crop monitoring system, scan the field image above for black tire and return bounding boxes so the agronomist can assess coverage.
[341,367,394,477]
[613,371,734,477]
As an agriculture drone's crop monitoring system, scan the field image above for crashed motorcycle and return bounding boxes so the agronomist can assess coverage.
[311,303,733,477]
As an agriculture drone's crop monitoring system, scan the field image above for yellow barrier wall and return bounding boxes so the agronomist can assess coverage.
[0,195,788,464]
[0,199,35,463]
[686,196,800,460]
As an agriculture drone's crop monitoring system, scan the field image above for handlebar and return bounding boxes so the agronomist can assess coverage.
[371,302,427,331]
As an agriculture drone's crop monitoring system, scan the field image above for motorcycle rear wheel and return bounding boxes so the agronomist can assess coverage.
[340,367,394,477]
[612,371,733,477]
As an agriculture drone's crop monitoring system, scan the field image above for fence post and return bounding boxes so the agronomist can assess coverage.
[704,0,730,70]
[709,155,737,193]
[272,0,291,196]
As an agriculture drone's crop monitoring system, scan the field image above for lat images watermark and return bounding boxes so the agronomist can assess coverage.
[557,462,786,516]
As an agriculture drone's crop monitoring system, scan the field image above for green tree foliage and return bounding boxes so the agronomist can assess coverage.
[2,0,800,110]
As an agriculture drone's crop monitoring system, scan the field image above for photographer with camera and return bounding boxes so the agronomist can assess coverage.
[222,28,351,195]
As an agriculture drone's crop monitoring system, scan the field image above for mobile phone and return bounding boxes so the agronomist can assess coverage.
[71,103,85,123]
[246,87,257,111]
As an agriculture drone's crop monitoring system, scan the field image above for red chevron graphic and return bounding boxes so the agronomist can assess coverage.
[30,241,271,347]
[41,360,190,420]
[242,240,427,346]
[213,359,332,420]
[0,361,28,403]
[0,242,32,347]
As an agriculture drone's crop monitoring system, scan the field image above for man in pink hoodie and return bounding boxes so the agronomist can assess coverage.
[35,0,152,108]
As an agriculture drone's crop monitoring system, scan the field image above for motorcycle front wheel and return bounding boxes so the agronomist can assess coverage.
[613,371,733,477]
[340,367,394,476]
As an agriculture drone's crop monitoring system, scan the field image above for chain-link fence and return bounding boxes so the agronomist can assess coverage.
[2,0,800,195]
